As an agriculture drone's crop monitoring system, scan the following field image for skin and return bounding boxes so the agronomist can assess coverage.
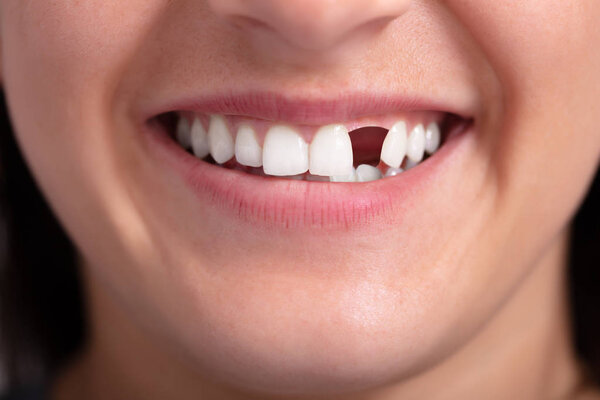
[1,0,599,399]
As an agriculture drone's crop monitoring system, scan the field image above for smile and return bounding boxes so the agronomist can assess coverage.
[143,92,474,228]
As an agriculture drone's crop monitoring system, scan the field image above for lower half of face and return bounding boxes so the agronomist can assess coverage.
[1,0,599,395]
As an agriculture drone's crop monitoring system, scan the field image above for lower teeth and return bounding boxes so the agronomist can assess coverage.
[199,155,424,183]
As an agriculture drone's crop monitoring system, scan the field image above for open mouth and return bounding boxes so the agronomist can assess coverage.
[152,110,469,183]
[142,93,475,227]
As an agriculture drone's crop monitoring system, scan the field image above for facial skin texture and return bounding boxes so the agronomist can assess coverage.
[1,1,600,399]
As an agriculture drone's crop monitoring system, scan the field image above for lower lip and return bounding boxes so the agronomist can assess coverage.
[143,122,472,231]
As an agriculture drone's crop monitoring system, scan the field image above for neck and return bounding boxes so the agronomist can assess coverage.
[54,230,588,400]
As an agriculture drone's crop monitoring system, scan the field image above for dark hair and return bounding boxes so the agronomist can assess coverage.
[0,93,85,387]
[0,91,598,390]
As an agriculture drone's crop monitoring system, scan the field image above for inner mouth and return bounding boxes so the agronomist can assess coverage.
[152,111,468,182]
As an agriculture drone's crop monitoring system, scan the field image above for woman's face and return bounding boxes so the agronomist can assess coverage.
[1,0,599,395]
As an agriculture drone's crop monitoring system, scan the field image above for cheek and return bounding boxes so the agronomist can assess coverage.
[0,1,167,208]
[436,4,600,332]
[1,1,166,80]
[447,0,600,128]
[0,1,175,298]
[0,0,168,158]
[0,0,172,145]
[449,0,600,214]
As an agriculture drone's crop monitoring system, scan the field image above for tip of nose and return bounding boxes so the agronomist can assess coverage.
[212,0,411,52]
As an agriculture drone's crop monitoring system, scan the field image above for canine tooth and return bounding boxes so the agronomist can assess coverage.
[380,121,407,169]
[208,115,234,164]
[176,117,192,149]
[235,124,262,167]
[191,118,210,158]
[406,124,425,163]
[263,125,309,176]
[330,168,357,182]
[385,167,404,177]
[309,124,353,176]
[356,164,383,182]
[425,122,441,154]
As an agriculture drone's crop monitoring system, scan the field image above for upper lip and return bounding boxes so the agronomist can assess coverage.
[146,91,474,126]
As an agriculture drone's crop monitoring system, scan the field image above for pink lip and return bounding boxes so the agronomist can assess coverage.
[142,93,473,230]
[144,91,473,126]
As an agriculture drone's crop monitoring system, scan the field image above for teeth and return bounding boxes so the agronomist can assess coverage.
[235,124,263,167]
[177,113,445,182]
[380,121,408,169]
[262,125,309,176]
[208,115,235,164]
[425,122,441,154]
[406,124,425,163]
[356,164,383,182]
[176,118,192,149]
[385,167,404,177]
[191,118,210,158]
[309,124,353,177]
[330,168,357,183]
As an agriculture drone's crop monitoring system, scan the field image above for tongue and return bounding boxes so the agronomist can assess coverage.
[349,126,387,167]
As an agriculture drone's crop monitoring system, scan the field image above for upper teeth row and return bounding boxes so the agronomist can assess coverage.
[176,114,441,180]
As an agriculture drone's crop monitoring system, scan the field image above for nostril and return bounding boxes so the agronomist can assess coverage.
[349,126,388,167]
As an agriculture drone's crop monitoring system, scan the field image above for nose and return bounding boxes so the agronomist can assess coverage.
[207,0,411,51]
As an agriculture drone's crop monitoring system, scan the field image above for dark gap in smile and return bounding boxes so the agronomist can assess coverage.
[349,126,388,167]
